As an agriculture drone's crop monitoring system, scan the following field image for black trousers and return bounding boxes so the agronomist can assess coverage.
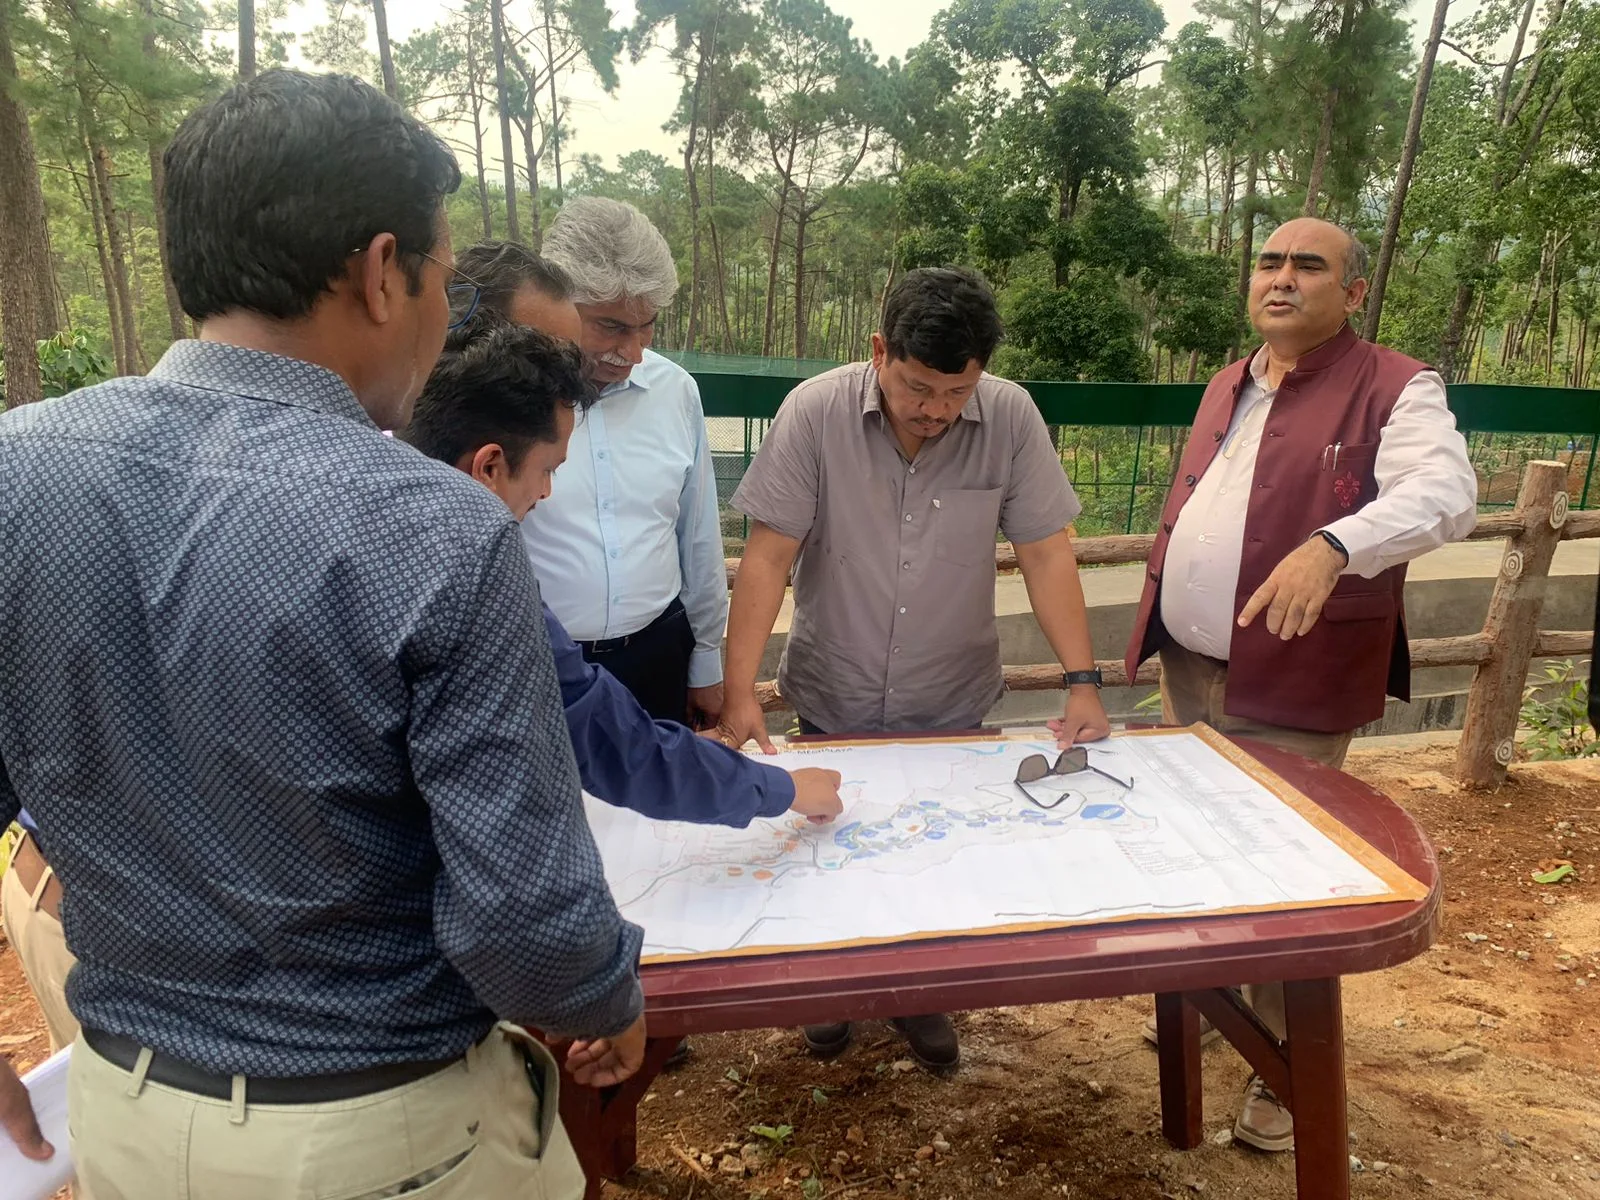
[577,598,694,724]
[797,715,828,736]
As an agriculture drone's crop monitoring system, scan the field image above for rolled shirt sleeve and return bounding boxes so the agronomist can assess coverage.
[1319,370,1479,578]
[998,388,1082,545]
[410,525,643,1040]
[731,385,822,540]
[676,380,730,689]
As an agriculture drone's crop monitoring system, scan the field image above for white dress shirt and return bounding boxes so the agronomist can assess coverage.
[521,348,727,688]
[1161,353,1477,661]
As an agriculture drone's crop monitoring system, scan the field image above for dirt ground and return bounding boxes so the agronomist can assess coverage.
[3,746,1598,1200]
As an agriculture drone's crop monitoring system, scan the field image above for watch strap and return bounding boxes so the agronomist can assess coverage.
[1063,669,1103,689]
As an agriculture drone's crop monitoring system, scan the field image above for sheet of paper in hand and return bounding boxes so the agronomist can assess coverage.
[583,725,1427,963]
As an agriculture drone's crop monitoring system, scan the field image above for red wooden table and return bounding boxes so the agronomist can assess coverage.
[559,733,1442,1199]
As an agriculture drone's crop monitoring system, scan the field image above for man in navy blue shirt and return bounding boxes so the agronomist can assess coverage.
[400,309,846,828]
[0,70,639,1199]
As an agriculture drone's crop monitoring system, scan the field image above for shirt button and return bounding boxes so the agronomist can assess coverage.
[609,550,618,559]
[898,606,907,614]
[1185,474,1197,486]
[908,466,916,474]
[1191,625,1199,633]
[1197,534,1206,543]
[1219,487,1227,496]
[597,450,607,460]
[902,561,910,570]
[892,646,901,654]
[888,687,896,695]
[904,513,912,522]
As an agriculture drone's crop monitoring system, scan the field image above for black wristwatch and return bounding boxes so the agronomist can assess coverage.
[1313,529,1350,566]
[1063,669,1104,689]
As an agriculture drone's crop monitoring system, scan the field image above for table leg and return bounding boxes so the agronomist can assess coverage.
[1283,978,1348,1200]
[1155,991,1204,1149]
[559,1036,681,1200]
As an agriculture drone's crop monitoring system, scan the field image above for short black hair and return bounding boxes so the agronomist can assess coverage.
[401,315,596,469]
[456,241,575,315]
[880,266,1004,373]
[164,70,461,321]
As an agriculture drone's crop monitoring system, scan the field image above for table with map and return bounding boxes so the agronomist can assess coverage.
[584,725,1426,962]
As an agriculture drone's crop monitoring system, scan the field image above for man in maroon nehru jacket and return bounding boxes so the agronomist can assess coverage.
[1126,217,1477,1152]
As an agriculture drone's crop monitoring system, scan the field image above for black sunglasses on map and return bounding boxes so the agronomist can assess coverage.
[1014,747,1134,810]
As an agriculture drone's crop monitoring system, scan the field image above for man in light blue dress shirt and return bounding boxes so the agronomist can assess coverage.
[525,197,728,730]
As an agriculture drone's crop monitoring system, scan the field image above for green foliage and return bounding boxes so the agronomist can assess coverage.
[748,1122,794,1148]
[1005,274,1147,381]
[37,330,111,397]
[1518,660,1599,762]
[0,330,112,405]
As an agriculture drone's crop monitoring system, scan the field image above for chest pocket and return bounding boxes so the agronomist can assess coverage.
[933,488,1004,567]
[1319,439,1379,513]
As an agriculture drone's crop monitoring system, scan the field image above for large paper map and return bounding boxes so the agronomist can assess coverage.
[584,726,1426,963]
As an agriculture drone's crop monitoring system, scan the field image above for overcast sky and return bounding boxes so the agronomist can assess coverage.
[292,0,1447,172]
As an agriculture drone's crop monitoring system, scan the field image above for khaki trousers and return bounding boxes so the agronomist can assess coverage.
[68,1023,586,1200]
[1,843,81,1052]
[1158,643,1354,1039]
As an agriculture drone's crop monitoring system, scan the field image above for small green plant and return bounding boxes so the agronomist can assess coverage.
[811,1086,831,1106]
[1132,690,1164,715]
[37,331,111,397]
[749,1123,793,1150]
[1518,659,1598,760]
[801,1179,824,1200]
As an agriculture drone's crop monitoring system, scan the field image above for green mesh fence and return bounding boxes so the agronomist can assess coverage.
[659,352,1600,545]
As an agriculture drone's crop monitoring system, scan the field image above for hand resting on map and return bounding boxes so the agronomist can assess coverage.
[1047,686,1112,749]
[0,1054,52,1163]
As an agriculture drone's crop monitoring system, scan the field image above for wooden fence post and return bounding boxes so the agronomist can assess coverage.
[1455,460,1571,787]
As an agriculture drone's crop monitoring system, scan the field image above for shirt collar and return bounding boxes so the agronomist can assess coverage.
[599,350,656,399]
[860,364,985,424]
[148,341,377,429]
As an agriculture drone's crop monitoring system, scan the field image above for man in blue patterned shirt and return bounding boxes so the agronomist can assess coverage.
[0,70,639,1199]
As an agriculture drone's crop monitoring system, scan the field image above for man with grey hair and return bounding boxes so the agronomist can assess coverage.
[524,197,728,729]
[1126,216,1476,1152]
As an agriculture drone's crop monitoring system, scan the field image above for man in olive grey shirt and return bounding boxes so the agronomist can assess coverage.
[714,266,1109,1070]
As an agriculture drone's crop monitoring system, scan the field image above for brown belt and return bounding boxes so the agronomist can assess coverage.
[8,832,63,921]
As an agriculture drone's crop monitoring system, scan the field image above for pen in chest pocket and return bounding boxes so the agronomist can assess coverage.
[1320,441,1343,471]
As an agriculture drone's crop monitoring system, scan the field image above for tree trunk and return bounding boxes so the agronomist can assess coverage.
[1231,149,1259,358]
[465,32,494,239]
[0,0,56,405]
[90,140,144,372]
[542,0,563,201]
[1439,227,1493,382]
[761,143,794,356]
[239,0,255,79]
[489,0,520,242]
[1304,0,1355,217]
[519,116,543,249]
[372,0,399,100]
[82,162,127,374]
[793,202,810,358]
[1303,91,1336,216]
[1364,0,1449,341]
[136,0,188,344]
[680,35,709,352]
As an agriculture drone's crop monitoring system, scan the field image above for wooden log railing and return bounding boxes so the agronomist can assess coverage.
[737,461,1598,786]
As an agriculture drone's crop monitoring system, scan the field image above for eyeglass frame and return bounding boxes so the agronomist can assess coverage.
[1012,747,1134,810]
[345,244,484,331]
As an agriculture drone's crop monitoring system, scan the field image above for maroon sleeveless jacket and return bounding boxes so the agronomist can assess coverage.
[1124,325,1429,733]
